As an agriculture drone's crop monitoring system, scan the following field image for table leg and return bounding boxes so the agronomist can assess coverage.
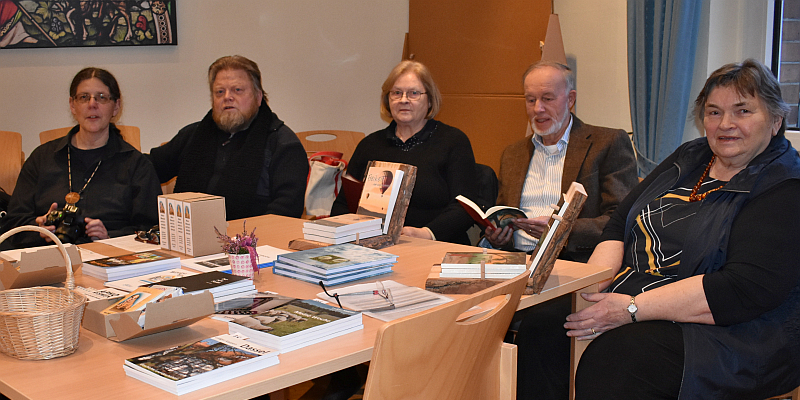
[569,283,599,400]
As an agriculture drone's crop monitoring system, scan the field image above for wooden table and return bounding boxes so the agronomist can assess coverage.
[0,215,610,400]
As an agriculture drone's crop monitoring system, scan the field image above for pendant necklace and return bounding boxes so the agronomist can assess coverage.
[688,155,725,202]
[65,146,102,210]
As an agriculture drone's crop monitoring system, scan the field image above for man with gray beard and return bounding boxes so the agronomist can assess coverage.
[483,61,637,263]
[149,55,308,220]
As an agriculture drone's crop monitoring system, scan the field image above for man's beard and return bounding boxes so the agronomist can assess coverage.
[532,110,568,137]
[213,103,259,134]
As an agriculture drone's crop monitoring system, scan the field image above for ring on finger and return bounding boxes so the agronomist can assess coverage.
[590,327,597,335]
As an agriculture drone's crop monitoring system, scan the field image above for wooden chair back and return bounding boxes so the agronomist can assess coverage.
[39,125,141,151]
[296,130,365,162]
[0,131,23,195]
[363,271,529,400]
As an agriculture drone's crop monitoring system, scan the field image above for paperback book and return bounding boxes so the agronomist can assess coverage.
[101,286,168,315]
[273,262,393,286]
[439,251,527,279]
[228,298,363,353]
[357,166,404,234]
[105,268,198,292]
[301,229,383,245]
[156,271,257,303]
[302,213,382,235]
[276,243,397,275]
[455,195,527,229]
[212,292,295,322]
[73,286,127,302]
[124,333,279,395]
[82,251,181,281]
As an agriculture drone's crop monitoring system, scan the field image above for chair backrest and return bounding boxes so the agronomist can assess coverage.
[39,125,141,151]
[0,131,23,195]
[363,272,529,400]
[296,130,365,162]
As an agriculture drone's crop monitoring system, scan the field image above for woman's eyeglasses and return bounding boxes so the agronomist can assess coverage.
[318,280,395,311]
[73,93,115,104]
[388,90,426,101]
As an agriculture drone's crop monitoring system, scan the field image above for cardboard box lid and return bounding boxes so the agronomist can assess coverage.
[0,244,82,290]
[83,291,215,342]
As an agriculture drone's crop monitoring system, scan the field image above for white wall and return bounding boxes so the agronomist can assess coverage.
[0,0,408,157]
[555,0,632,132]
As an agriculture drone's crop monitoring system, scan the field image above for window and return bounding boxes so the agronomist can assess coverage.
[773,0,800,130]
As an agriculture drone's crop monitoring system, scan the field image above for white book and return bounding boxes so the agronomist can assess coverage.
[301,229,383,244]
[105,268,198,291]
[181,245,288,273]
[357,166,404,234]
[124,333,279,395]
[166,197,185,254]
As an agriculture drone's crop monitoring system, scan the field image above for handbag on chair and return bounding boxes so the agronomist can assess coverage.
[305,151,347,218]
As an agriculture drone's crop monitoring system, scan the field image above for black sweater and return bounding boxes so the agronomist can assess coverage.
[331,120,477,244]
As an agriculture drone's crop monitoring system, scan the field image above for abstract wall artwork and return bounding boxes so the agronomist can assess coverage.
[0,0,177,48]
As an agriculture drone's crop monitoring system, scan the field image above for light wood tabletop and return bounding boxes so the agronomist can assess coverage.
[0,215,610,400]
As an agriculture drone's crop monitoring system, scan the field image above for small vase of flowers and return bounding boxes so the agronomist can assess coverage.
[215,221,258,279]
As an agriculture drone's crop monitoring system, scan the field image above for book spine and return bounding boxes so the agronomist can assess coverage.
[167,198,186,254]
[157,196,171,250]
[184,202,194,256]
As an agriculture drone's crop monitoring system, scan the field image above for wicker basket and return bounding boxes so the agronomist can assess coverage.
[0,226,87,360]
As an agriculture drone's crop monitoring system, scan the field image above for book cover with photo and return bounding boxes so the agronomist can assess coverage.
[84,250,178,268]
[101,286,165,315]
[440,252,527,270]
[124,333,279,395]
[228,299,363,353]
[357,166,404,233]
[276,243,397,275]
[213,293,295,322]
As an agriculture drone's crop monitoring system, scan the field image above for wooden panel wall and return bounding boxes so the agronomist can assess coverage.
[408,0,552,172]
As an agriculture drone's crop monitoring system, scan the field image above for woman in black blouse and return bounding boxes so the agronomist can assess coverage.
[330,60,477,244]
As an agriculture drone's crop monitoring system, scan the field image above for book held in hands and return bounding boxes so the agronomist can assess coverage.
[455,195,527,229]
[124,333,279,395]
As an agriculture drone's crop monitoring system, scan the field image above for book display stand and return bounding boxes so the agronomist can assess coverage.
[290,161,417,251]
[426,182,587,295]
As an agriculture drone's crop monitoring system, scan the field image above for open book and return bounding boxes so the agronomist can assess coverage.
[455,195,527,229]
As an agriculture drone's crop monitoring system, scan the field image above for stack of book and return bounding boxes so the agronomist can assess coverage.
[273,243,397,286]
[302,214,383,244]
[227,296,363,353]
[439,251,527,279]
[124,333,279,395]
[155,271,257,303]
[82,251,181,281]
[105,268,198,292]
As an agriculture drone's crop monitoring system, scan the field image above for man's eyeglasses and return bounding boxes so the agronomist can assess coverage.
[318,280,395,311]
[388,90,426,101]
[73,93,115,104]
[134,226,160,245]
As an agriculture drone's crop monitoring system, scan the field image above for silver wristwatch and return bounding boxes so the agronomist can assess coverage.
[627,296,638,323]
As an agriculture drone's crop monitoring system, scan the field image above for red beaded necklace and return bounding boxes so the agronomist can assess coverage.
[688,155,724,202]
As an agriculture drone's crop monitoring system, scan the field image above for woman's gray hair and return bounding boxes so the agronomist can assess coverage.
[694,58,790,136]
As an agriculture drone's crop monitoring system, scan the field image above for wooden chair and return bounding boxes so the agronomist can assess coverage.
[363,271,529,400]
[0,131,23,195]
[39,125,141,151]
[296,130,365,162]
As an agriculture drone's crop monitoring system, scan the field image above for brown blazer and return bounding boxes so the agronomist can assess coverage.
[497,115,638,262]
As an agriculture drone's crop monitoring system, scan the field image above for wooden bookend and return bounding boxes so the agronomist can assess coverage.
[528,182,587,294]
[356,161,417,250]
